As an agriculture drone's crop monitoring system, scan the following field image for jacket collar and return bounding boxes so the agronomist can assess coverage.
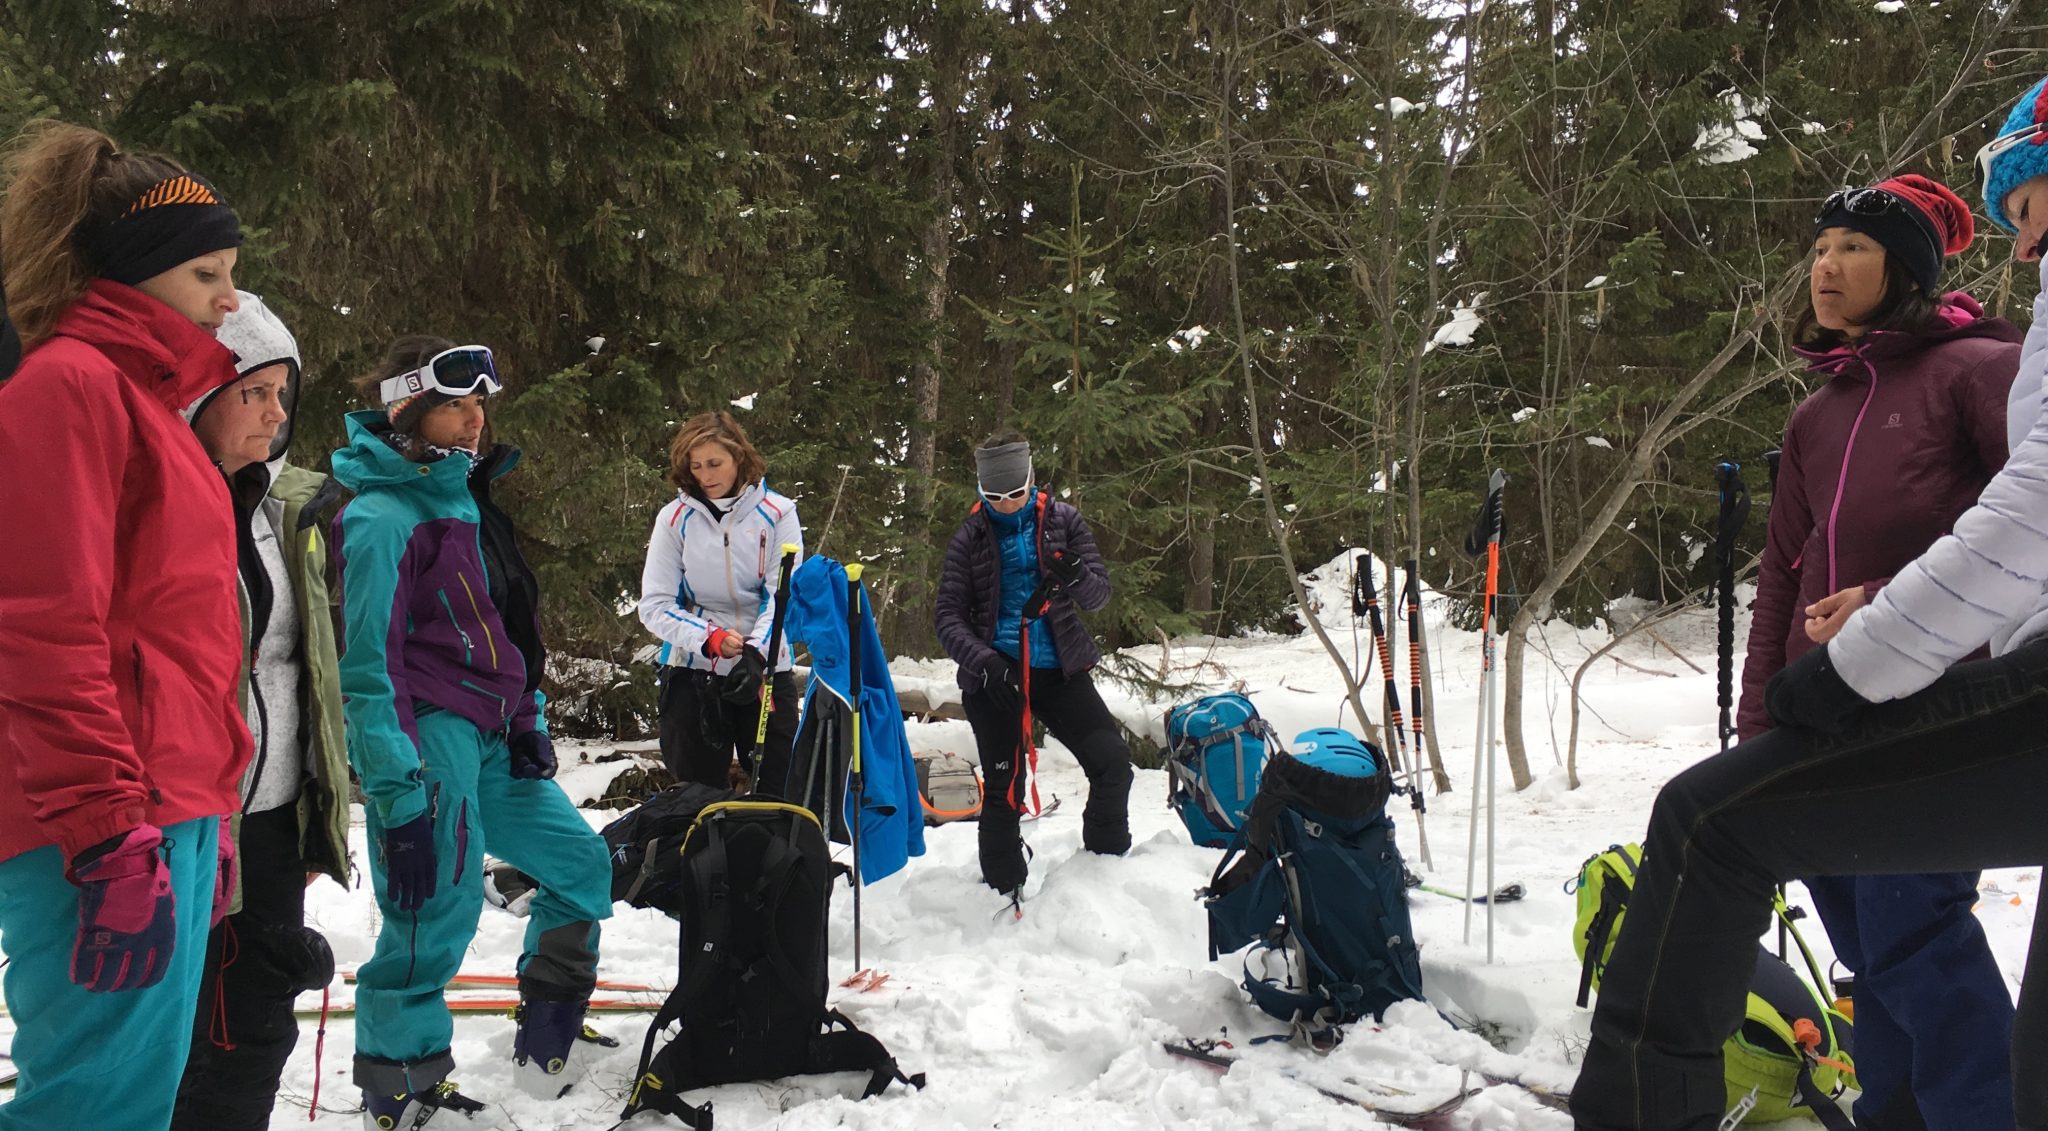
[49,279,237,416]
[1797,291,2023,375]
[679,478,767,523]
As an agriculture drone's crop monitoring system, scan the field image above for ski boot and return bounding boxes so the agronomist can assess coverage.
[512,996,590,1099]
[361,1081,489,1130]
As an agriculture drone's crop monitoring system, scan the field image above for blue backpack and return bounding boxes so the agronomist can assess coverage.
[1165,693,1278,847]
[1202,728,1425,1039]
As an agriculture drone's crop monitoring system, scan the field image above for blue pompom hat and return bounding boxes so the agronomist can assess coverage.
[1984,77,2048,235]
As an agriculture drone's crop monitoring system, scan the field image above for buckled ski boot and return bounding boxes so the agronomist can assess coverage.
[512,997,590,1099]
[361,1081,489,1130]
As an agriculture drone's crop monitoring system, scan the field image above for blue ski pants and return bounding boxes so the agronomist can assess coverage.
[1805,870,2015,1130]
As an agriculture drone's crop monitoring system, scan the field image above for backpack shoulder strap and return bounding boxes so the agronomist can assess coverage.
[622,984,714,1128]
[813,1010,928,1097]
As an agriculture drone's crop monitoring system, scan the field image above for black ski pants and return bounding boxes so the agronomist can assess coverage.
[965,666,1134,892]
[658,666,799,792]
[1574,637,2048,1131]
[172,805,334,1131]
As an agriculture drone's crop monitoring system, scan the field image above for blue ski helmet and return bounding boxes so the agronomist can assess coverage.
[1289,728,1382,779]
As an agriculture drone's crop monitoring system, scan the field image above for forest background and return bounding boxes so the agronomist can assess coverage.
[7,0,2044,788]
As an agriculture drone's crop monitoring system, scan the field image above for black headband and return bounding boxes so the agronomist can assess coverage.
[84,173,243,286]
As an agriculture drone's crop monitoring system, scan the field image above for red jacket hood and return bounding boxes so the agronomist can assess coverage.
[1796,292,2023,375]
[46,279,238,416]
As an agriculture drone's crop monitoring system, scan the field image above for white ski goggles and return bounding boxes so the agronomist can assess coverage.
[377,345,502,407]
[1975,122,2048,192]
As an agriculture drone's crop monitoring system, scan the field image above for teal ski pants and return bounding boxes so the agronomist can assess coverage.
[355,710,612,1071]
[0,815,218,1131]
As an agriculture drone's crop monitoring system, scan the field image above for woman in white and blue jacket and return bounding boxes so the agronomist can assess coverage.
[1574,78,2048,1131]
[638,411,804,792]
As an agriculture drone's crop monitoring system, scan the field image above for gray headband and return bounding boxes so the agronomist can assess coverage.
[975,441,1032,495]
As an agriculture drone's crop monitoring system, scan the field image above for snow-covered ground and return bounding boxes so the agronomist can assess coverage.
[16,551,2038,1128]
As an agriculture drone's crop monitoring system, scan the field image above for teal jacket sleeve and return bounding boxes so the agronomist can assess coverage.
[334,500,430,826]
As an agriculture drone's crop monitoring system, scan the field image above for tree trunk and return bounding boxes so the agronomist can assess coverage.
[1499,287,1796,788]
[898,11,964,640]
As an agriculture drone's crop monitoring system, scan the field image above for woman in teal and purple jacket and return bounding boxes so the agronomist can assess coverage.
[332,336,611,1127]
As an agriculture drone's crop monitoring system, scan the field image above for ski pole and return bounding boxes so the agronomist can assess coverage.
[1364,555,1430,870]
[1712,462,1750,754]
[754,545,800,749]
[1742,455,1792,960]
[1404,563,1427,783]
[1462,470,1506,962]
[845,562,866,974]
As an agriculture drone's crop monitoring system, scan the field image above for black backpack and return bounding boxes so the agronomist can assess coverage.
[620,800,924,1129]
[599,782,736,915]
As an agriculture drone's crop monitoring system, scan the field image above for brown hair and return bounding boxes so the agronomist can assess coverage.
[0,120,192,346]
[667,411,767,493]
[1793,251,1946,352]
[352,334,462,443]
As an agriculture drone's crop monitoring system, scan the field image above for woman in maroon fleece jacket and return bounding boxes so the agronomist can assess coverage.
[1736,174,2021,1130]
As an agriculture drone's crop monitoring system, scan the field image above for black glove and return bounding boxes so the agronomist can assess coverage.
[973,653,1021,712]
[509,729,557,780]
[718,645,769,707]
[1765,643,1872,735]
[382,805,438,912]
[1045,548,1088,592]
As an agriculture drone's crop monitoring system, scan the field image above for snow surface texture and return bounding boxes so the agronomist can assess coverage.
[7,549,2033,1129]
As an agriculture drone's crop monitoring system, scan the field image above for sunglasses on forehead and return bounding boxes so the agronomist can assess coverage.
[1816,187,1901,225]
[377,345,502,407]
[1976,122,2048,190]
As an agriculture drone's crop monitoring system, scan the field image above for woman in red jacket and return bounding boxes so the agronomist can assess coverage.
[0,121,253,1131]
[1737,174,2022,1129]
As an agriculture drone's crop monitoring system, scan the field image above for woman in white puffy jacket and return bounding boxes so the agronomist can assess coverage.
[1573,77,2048,1131]
[638,411,804,791]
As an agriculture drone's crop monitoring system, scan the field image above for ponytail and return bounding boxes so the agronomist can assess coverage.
[1,120,192,346]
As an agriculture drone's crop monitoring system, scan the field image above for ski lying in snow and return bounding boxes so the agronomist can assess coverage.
[297,998,656,1021]
[1414,881,1525,905]
[342,970,662,994]
[1162,1042,1473,1126]
[839,969,892,992]
[1473,1068,1570,1112]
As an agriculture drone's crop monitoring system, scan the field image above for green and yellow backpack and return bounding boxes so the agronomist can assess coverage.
[1570,844,1858,1126]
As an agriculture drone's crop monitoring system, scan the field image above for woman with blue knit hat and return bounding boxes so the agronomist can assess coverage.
[1571,77,2048,1131]
[0,120,251,1131]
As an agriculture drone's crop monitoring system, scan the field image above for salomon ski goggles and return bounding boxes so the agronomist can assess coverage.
[377,344,502,407]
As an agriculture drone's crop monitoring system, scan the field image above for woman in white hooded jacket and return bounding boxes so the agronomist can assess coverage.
[1573,78,2048,1131]
[638,411,804,792]
[171,293,351,1131]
